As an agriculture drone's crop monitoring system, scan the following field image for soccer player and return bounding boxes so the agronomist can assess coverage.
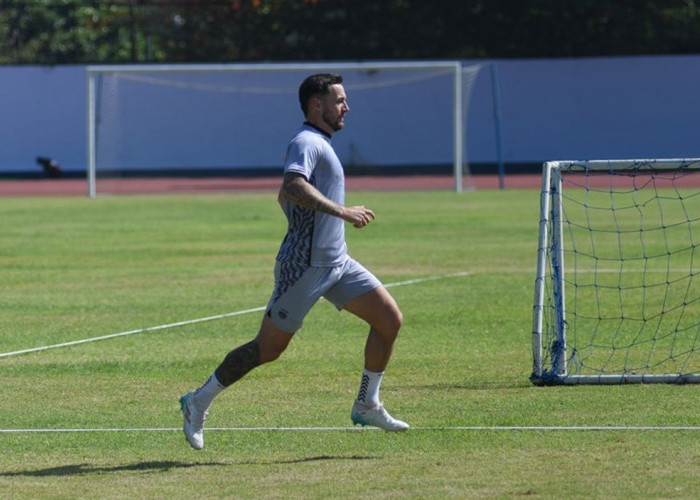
[180,73,409,450]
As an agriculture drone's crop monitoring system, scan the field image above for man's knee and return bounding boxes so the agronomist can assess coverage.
[259,341,287,364]
[391,307,403,332]
[381,296,403,333]
[257,316,294,364]
[380,307,402,340]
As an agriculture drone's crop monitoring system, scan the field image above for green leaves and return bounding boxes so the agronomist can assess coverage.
[2,1,700,64]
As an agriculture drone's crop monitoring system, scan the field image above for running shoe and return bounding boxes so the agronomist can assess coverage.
[351,401,409,431]
[180,391,208,450]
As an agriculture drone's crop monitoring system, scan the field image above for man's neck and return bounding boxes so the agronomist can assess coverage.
[304,120,332,139]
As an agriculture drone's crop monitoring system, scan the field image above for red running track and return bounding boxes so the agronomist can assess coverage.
[0,174,542,197]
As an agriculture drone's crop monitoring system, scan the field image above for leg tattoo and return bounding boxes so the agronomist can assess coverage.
[214,340,261,387]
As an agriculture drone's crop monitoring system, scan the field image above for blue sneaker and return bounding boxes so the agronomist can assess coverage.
[180,391,208,450]
[351,401,409,431]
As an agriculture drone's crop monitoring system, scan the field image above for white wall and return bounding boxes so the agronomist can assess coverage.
[1,56,699,175]
[1,65,86,174]
[89,65,457,172]
[483,56,700,163]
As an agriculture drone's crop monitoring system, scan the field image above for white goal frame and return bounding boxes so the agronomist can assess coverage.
[532,158,700,385]
[86,61,476,198]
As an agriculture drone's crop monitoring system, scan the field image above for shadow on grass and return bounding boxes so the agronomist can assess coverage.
[266,455,377,465]
[1,456,378,477]
[0,461,227,477]
[404,381,531,391]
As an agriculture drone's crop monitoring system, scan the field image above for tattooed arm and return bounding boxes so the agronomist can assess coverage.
[277,183,287,214]
[281,172,375,228]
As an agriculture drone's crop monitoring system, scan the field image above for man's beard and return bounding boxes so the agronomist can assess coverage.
[323,111,344,132]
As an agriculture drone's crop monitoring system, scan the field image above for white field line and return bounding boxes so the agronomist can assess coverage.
[0,271,470,359]
[2,425,700,434]
[0,306,266,359]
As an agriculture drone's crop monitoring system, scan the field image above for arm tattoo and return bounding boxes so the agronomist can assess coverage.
[283,173,342,217]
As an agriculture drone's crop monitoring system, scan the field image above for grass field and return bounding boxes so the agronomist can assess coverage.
[1,189,699,499]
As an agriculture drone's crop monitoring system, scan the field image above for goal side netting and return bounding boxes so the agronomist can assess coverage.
[86,62,481,196]
[532,159,700,385]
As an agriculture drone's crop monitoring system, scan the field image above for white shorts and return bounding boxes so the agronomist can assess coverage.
[266,257,381,333]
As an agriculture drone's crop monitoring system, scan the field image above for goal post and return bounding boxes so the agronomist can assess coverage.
[86,61,482,197]
[532,158,700,385]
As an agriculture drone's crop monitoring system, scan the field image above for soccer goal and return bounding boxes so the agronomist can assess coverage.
[532,159,700,385]
[86,61,482,197]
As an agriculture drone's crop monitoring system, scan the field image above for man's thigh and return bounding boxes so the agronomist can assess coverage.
[342,285,401,331]
[323,258,382,310]
[267,261,338,333]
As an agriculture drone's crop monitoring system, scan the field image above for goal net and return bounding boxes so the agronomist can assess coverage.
[532,159,700,384]
[86,62,482,196]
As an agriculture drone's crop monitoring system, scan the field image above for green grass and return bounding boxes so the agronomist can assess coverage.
[1,189,699,499]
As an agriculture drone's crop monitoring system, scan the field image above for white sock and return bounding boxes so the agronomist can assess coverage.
[356,369,383,406]
[192,374,225,412]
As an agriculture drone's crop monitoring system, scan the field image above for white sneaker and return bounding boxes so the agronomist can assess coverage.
[351,401,409,432]
[180,391,208,450]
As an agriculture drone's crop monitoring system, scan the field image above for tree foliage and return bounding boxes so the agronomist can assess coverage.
[1,0,700,65]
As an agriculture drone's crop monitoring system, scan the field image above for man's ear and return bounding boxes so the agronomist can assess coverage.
[308,95,323,114]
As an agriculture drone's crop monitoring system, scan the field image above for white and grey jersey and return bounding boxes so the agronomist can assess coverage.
[276,123,348,267]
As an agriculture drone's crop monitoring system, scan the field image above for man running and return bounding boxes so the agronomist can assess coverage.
[180,73,408,450]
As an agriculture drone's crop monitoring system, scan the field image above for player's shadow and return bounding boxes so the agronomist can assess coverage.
[0,460,226,477]
[0,456,377,477]
[262,455,377,465]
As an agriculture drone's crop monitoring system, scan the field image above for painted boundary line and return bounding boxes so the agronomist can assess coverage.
[0,306,266,359]
[2,425,700,434]
[0,271,471,359]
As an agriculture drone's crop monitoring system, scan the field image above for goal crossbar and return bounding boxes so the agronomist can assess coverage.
[544,158,700,172]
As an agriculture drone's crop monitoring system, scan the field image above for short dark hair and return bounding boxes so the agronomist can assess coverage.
[298,73,343,116]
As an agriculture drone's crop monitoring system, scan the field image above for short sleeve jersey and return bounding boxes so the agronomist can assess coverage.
[276,123,347,267]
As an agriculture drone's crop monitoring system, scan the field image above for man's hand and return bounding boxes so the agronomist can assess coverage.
[340,205,376,228]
